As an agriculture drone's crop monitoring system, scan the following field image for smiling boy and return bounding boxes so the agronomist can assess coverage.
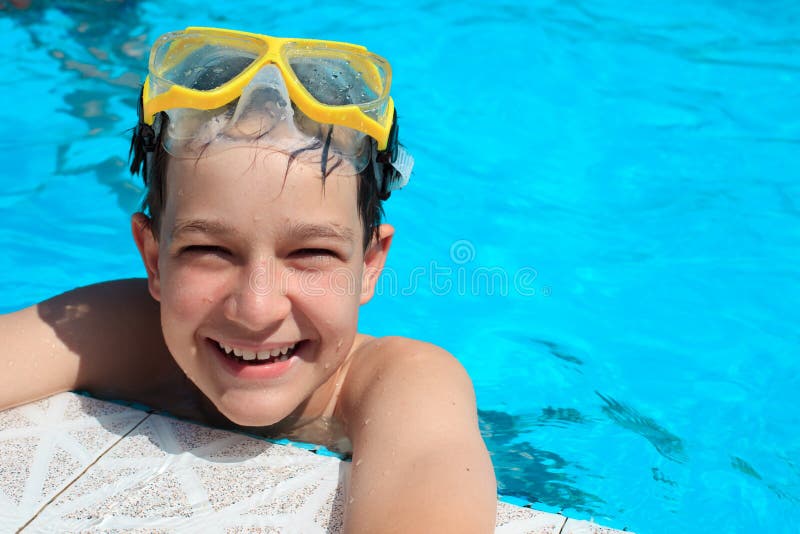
[0,27,496,532]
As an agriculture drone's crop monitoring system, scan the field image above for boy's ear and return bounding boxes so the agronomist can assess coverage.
[360,223,394,304]
[131,212,162,302]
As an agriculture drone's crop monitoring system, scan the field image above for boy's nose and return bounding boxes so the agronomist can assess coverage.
[223,262,291,331]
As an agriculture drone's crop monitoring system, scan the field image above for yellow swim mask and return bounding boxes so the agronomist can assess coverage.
[142,26,395,150]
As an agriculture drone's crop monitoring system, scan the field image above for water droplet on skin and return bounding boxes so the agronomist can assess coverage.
[355,459,363,466]
[363,418,370,426]
[348,497,355,504]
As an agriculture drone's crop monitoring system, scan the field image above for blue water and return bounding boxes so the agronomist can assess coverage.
[1,1,799,532]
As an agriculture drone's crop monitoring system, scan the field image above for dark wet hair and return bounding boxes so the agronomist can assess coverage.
[130,108,392,252]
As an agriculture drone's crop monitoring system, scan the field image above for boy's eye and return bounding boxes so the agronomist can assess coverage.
[180,245,230,256]
[291,248,338,262]
[294,248,335,257]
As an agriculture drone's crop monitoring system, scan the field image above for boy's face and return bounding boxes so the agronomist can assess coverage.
[133,144,391,427]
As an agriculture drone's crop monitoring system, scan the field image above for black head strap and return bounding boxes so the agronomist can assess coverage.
[129,86,157,184]
[375,109,400,200]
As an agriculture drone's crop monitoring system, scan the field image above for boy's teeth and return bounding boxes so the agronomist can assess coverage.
[258,349,276,360]
[217,341,297,362]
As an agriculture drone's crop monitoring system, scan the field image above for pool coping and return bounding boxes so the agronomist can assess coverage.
[0,392,630,533]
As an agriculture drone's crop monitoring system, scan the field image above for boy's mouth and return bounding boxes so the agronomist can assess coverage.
[214,340,301,365]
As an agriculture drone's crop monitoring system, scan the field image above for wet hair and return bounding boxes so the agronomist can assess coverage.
[131,110,386,252]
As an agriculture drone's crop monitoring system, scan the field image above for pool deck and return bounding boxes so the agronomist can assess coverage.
[1,392,629,533]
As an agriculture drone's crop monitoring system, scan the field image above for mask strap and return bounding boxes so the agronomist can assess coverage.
[129,86,160,183]
[375,110,413,199]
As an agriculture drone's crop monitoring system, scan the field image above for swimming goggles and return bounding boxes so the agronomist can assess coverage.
[142,26,395,150]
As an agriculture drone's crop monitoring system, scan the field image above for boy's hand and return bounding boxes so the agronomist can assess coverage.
[341,337,497,533]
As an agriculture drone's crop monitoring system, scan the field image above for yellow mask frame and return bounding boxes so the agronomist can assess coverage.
[142,27,395,150]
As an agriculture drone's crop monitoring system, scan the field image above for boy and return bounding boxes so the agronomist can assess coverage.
[0,27,496,532]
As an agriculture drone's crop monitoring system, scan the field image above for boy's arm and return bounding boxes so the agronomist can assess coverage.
[0,279,175,410]
[340,337,497,534]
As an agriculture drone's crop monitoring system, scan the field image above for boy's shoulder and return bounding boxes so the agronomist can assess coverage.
[334,335,497,532]
[348,334,470,386]
[349,334,464,372]
[339,334,477,429]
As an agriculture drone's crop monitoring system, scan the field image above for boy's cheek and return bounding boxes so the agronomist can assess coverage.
[291,267,363,300]
[161,269,224,318]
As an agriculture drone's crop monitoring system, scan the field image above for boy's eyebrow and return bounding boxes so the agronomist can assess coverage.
[171,219,355,243]
[171,218,243,240]
[284,222,356,243]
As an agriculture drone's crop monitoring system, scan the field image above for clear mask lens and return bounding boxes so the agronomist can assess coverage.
[163,65,371,174]
[284,44,391,123]
[149,31,266,97]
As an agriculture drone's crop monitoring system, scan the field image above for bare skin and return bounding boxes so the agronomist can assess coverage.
[0,145,496,532]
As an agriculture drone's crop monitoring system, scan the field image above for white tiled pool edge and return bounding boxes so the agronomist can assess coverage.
[0,392,630,533]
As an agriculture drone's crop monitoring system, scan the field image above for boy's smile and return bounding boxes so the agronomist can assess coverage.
[210,337,301,379]
[132,142,393,428]
[216,338,298,363]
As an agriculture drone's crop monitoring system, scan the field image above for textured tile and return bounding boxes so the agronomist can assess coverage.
[41,446,84,496]
[104,417,169,459]
[170,419,236,452]
[225,528,284,534]
[562,517,629,534]
[0,406,33,432]
[66,469,194,520]
[63,394,134,420]
[314,477,346,533]
[0,437,39,504]
[25,412,344,533]
[207,436,292,460]
[0,392,148,532]
[495,500,566,533]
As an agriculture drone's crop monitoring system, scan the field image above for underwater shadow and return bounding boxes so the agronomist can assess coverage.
[479,408,604,515]
[595,391,688,464]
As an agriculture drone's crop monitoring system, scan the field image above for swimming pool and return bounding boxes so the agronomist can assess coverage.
[1,1,798,532]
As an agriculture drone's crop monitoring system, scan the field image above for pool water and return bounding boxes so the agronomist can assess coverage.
[1,1,799,532]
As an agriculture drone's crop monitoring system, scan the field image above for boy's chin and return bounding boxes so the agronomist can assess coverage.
[211,392,300,429]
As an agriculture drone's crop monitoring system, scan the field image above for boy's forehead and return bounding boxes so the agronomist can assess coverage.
[167,143,359,190]
[163,147,363,238]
